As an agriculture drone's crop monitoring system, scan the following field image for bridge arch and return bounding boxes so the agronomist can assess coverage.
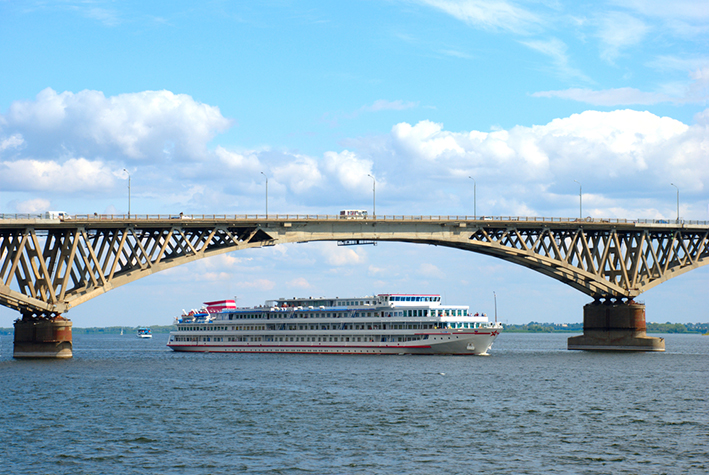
[1,214,707,315]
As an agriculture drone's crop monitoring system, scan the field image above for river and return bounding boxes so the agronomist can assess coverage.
[0,332,706,474]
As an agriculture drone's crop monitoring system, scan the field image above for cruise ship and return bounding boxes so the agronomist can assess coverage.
[167,294,502,355]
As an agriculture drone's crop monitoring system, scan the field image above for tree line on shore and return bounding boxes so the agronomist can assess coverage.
[504,322,709,333]
[1,322,708,335]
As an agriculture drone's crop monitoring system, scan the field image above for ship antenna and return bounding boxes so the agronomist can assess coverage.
[493,291,497,323]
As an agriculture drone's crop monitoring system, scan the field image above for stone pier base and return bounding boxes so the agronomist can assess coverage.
[13,316,73,358]
[568,301,664,351]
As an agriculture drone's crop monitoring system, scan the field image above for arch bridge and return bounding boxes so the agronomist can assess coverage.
[2,213,707,355]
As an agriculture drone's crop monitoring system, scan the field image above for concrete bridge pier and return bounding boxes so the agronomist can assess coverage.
[568,300,665,351]
[13,312,73,359]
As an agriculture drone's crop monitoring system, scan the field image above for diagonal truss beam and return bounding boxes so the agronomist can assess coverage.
[0,217,707,314]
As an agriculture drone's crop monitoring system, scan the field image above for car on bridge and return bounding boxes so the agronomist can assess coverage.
[339,210,368,219]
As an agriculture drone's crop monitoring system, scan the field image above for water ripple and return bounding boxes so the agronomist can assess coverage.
[1,333,708,474]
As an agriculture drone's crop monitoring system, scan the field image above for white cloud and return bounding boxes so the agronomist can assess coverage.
[383,110,707,217]
[16,198,51,213]
[687,66,709,102]
[0,157,115,192]
[320,243,367,266]
[2,88,232,163]
[417,0,542,35]
[532,65,709,106]
[215,146,261,171]
[200,254,250,270]
[272,155,324,194]
[532,87,674,105]
[520,38,591,82]
[322,150,374,192]
[391,121,466,161]
[418,263,446,279]
[2,89,706,222]
[695,109,709,125]
[610,0,709,21]
[286,277,311,289]
[0,134,24,153]
[199,272,233,282]
[597,12,649,62]
[234,279,276,291]
[368,265,387,275]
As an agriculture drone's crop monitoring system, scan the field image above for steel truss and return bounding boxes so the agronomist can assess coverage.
[0,223,273,313]
[459,226,708,299]
[0,218,707,314]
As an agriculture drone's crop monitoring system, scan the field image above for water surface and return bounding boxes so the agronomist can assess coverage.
[0,333,707,474]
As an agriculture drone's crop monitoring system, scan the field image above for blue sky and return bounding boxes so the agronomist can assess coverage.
[1,0,708,327]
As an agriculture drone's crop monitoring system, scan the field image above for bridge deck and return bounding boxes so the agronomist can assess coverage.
[2,213,708,228]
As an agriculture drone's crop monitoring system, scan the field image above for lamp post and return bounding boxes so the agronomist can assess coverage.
[468,176,476,218]
[123,169,131,216]
[493,291,497,324]
[260,172,268,216]
[671,183,679,223]
[574,180,582,219]
[367,174,376,217]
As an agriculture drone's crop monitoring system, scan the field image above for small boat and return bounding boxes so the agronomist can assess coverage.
[137,327,152,339]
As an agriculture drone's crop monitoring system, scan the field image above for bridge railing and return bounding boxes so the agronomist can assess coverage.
[1,213,707,226]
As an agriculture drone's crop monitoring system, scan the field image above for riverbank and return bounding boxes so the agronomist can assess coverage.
[1,322,707,335]
[0,325,176,335]
[503,322,709,333]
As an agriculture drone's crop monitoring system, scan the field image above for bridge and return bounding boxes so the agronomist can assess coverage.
[2,213,708,356]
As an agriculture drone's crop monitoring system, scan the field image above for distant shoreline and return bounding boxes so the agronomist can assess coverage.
[0,325,177,335]
[1,322,707,336]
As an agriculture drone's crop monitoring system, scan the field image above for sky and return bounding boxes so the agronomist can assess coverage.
[0,0,708,328]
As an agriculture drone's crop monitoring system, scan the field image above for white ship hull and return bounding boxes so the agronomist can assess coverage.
[168,328,500,355]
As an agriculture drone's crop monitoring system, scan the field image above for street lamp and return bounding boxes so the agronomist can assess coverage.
[574,180,582,219]
[671,183,679,223]
[260,172,268,216]
[468,176,476,218]
[367,174,376,216]
[493,291,497,323]
[123,169,131,216]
